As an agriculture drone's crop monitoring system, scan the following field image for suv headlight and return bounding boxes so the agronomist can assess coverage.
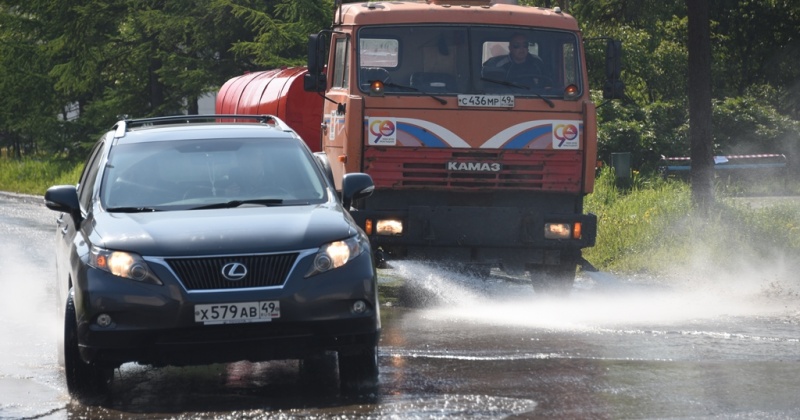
[89,247,162,285]
[306,233,370,277]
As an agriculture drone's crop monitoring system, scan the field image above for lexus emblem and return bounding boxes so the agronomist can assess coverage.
[221,262,248,281]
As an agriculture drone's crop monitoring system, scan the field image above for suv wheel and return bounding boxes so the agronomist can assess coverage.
[338,346,379,394]
[64,292,113,403]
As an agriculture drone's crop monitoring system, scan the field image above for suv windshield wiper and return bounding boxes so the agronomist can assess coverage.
[480,77,554,108]
[383,82,448,105]
[106,206,162,213]
[190,199,284,210]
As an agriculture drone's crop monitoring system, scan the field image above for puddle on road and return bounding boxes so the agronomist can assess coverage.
[61,393,538,419]
[0,377,64,420]
[276,394,538,419]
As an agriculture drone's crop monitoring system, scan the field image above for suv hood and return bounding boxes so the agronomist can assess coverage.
[90,203,356,256]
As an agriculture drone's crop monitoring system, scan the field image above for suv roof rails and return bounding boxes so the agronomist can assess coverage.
[112,114,294,138]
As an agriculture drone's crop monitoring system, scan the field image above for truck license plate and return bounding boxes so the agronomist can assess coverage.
[194,301,280,325]
[457,94,514,108]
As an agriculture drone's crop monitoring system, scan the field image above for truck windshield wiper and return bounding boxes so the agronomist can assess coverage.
[480,77,555,108]
[106,206,161,213]
[190,199,284,210]
[383,82,448,105]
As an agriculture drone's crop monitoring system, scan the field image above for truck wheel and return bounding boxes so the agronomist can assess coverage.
[530,261,577,295]
[338,346,379,395]
[300,351,338,391]
[64,292,113,403]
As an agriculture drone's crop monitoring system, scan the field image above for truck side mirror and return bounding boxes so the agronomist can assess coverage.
[304,33,327,92]
[603,39,625,100]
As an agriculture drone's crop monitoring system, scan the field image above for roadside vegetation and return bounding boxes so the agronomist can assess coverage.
[1,1,798,171]
[584,168,800,286]
[0,155,80,196]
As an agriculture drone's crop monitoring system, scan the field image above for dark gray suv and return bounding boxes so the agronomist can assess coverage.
[44,115,379,402]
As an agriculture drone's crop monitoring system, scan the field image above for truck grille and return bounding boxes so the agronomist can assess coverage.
[166,253,298,291]
[364,149,583,192]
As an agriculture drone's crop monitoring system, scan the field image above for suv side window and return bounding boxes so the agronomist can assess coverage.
[77,138,106,212]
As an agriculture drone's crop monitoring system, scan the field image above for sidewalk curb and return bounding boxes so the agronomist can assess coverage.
[0,191,43,206]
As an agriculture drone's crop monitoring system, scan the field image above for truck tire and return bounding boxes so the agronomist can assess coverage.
[338,346,379,395]
[530,261,577,296]
[64,292,113,403]
[300,351,338,392]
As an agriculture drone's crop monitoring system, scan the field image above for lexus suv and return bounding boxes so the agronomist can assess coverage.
[44,115,379,402]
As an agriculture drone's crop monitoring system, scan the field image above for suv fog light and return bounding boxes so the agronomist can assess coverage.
[96,313,113,327]
[352,300,367,314]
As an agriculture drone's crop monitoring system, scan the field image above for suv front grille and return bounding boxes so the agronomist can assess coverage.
[166,253,298,291]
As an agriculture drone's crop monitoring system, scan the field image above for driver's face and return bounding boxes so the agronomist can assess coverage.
[509,37,528,63]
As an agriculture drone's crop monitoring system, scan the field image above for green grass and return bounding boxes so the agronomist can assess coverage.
[584,168,800,282]
[0,157,81,195]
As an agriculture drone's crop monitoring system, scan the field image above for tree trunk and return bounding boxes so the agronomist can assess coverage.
[187,96,199,115]
[687,0,714,213]
[149,57,164,112]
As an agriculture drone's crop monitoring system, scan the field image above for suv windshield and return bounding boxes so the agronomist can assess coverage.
[357,25,581,97]
[101,137,327,210]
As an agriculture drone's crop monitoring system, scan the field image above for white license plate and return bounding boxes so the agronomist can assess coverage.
[194,301,280,325]
[457,94,515,108]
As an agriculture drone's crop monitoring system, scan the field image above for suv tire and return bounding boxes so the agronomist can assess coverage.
[64,291,113,402]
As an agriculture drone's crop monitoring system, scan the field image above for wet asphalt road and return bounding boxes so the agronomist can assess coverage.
[2,192,800,419]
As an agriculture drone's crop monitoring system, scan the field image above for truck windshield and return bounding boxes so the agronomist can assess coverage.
[357,25,582,97]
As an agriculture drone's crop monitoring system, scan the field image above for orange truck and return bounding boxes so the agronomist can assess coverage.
[217,0,623,293]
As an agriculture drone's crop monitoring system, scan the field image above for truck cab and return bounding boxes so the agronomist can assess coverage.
[222,0,624,293]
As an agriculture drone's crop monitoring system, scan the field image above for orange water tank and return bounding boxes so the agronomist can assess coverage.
[216,67,323,152]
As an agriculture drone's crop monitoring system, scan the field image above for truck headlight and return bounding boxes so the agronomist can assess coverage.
[89,247,162,285]
[544,222,573,239]
[376,219,403,236]
[306,233,370,277]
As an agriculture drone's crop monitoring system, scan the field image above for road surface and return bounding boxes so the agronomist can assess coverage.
[1,192,799,419]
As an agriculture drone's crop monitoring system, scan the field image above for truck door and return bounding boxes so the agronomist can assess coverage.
[322,35,351,189]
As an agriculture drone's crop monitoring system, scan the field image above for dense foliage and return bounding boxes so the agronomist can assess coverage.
[0,0,333,160]
[0,0,798,169]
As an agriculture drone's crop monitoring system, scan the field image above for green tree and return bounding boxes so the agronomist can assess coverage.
[221,0,334,68]
[0,5,64,158]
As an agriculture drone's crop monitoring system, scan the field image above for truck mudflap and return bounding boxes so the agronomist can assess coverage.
[351,206,596,267]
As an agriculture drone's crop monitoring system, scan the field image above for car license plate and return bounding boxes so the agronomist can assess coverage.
[457,94,514,108]
[194,301,280,325]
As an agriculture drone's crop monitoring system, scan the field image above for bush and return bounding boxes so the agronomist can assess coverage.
[0,157,81,195]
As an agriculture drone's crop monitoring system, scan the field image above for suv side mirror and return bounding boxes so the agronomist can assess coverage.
[44,185,82,223]
[341,173,374,210]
